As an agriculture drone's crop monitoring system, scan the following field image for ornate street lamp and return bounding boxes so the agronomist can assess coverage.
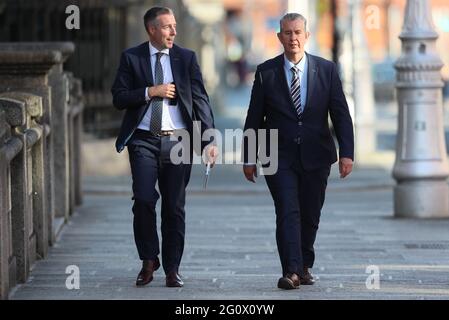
[393,0,449,218]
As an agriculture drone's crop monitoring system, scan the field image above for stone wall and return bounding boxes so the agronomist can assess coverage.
[0,42,83,299]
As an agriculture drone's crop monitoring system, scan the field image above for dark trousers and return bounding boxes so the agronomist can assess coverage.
[127,129,192,274]
[265,153,330,277]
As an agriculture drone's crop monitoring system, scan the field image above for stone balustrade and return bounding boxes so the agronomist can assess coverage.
[0,42,83,299]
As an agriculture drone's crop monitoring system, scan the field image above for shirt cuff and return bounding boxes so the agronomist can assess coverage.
[244,163,256,166]
[145,87,150,102]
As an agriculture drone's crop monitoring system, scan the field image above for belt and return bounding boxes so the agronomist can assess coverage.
[134,129,175,137]
[157,130,175,136]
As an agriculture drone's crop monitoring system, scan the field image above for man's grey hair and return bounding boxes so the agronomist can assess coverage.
[279,13,307,32]
[143,6,174,32]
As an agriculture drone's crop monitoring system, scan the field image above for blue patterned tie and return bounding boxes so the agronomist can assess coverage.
[149,52,164,135]
[291,66,302,117]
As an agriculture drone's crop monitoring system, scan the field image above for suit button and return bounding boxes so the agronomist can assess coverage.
[298,121,303,126]
[294,137,301,144]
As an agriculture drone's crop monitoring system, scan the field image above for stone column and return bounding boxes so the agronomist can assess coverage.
[0,47,61,242]
[393,0,449,218]
[351,0,376,162]
[0,92,46,259]
[26,95,46,258]
[67,73,84,210]
[288,0,318,54]
[0,96,32,283]
[0,92,46,292]
[8,43,75,227]
[44,43,73,225]
[182,0,224,111]
[0,110,13,299]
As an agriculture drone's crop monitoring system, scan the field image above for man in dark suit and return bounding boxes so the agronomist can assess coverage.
[243,13,354,289]
[111,7,217,287]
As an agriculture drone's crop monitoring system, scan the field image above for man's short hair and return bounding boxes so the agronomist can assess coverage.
[143,7,174,32]
[279,13,307,32]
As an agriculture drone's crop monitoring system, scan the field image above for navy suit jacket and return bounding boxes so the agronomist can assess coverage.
[111,42,215,153]
[243,53,354,170]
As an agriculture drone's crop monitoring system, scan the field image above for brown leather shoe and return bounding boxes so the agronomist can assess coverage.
[136,258,160,286]
[300,268,315,285]
[277,273,300,290]
[166,271,184,287]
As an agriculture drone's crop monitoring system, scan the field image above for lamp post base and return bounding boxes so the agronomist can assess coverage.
[394,180,449,218]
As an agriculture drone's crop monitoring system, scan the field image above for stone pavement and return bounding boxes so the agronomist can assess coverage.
[9,88,449,300]
[9,163,449,300]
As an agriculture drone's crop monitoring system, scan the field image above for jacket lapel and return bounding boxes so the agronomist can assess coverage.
[304,52,317,114]
[139,42,153,87]
[169,46,181,85]
[275,54,300,120]
[276,55,292,102]
[169,45,192,118]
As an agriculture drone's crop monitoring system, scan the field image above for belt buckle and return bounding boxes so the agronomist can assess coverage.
[154,130,174,137]
[162,130,174,136]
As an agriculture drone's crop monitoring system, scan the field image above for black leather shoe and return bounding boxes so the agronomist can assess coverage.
[166,271,184,287]
[277,273,300,290]
[300,268,315,285]
[136,258,160,286]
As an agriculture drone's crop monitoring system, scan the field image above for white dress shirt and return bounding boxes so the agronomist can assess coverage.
[137,41,186,131]
[284,53,308,110]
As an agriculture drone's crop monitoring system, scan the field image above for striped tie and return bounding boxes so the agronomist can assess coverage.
[149,52,164,135]
[291,66,302,117]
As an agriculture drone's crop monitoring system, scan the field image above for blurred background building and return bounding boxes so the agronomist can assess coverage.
[1,0,448,158]
[220,0,449,94]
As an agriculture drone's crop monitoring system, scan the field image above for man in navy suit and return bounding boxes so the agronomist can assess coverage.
[243,13,354,289]
[111,7,217,287]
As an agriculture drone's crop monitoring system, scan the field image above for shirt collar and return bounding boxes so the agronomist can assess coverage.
[149,41,170,57]
[284,53,307,73]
